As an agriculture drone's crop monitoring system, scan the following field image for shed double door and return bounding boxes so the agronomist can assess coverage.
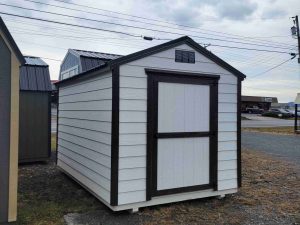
[147,71,219,199]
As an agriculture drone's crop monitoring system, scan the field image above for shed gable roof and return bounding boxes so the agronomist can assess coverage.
[0,17,25,65]
[20,57,52,91]
[58,36,246,86]
[111,36,246,80]
[70,49,122,60]
[60,49,123,76]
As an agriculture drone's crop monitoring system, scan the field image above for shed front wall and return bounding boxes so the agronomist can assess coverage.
[19,91,51,162]
[118,43,238,205]
[57,70,113,204]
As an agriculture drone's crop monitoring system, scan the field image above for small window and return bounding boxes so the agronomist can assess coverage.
[175,50,195,63]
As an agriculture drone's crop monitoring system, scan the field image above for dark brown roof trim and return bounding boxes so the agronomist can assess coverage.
[0,17,25,65]
[58,36,246,86]
[112,36,246,80]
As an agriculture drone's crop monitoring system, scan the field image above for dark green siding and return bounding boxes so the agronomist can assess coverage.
[0,35,11,222]
[19,91,51,162]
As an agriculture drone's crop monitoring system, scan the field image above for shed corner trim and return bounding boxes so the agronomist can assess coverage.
[237,78,242,187]
[110,65,120,206]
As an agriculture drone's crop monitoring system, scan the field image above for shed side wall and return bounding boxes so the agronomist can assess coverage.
[19,92,50,162]
[0,35,11,223]
[118,43,238,205]
[57,71,113,204]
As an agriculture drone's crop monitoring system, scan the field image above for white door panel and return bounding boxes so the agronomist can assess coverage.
[157,137,210,190]
[158,83,210,132]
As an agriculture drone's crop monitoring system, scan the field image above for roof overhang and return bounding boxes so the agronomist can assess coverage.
[0,17,25,65]
[58,36,247,86]
[111,36,246,80]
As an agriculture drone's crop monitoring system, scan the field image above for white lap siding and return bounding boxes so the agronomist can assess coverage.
[118,44,238,205]
[57,71,112,204]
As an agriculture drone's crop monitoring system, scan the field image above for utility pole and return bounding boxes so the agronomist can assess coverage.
[291,15,300,133]
[291,15,300,63]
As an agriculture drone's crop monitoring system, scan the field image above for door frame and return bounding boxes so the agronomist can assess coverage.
[145,69,220,200]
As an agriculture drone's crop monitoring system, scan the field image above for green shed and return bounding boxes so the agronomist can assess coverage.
[19,56,52,163]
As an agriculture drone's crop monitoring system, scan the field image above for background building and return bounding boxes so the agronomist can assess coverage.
[241,95,278,111]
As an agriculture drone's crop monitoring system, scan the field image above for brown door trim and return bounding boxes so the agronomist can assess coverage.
[146,69,219,200]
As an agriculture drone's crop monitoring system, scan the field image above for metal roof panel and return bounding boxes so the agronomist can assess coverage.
[20,58,52,91]
[71,49,122,60]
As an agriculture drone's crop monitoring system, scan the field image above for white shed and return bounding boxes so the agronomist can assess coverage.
[56,36,246,212]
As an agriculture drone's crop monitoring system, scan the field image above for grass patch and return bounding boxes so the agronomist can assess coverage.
[242,126,295,135]
[17,135,300,224]
[17,134,103,225]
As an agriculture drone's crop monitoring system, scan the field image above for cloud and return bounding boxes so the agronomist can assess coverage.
[2,0,299,102]
[215,0,258,20]
[262,8,287,19]
[148,0,258,26]
[147,1,203,26]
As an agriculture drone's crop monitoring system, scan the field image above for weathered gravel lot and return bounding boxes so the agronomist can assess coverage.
[17,148,300,225]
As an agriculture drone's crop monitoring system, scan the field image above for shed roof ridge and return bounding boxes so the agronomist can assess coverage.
[70,48,123,57]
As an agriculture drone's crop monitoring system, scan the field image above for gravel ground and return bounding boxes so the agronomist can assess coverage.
[16,149,300,225]
[242,131,300,166]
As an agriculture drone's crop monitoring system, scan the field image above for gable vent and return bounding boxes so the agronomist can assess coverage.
[175,50,195,63]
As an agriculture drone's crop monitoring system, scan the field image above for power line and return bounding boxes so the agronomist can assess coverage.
[4,18,145,41]
[0,11,143,38]
[22,0,296,49]
[4,2,295,50]
[12,26,299,70]
[8,18,294,62]
[38,56,61,62]
[13,31,152,52]
[250,56,297,78]
[50,0,288,32]
[206,43,294,54]
[47,0,296,48]
[12,31,299,75]
[1,12,296,55]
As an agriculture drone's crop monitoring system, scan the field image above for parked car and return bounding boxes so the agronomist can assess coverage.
[262,108,293,118]
[284,109,300,117]
[243,106,264,114]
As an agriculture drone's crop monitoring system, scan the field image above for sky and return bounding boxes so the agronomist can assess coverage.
[1,0,300,102]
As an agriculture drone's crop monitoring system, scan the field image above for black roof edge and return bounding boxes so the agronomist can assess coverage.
[0,17,25,65]
[23,64,49,68]
[111,36,246,80]
[58,36,246,86]
[79,55,111,61]
[185,37,246,80]
[56,63,110,86]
